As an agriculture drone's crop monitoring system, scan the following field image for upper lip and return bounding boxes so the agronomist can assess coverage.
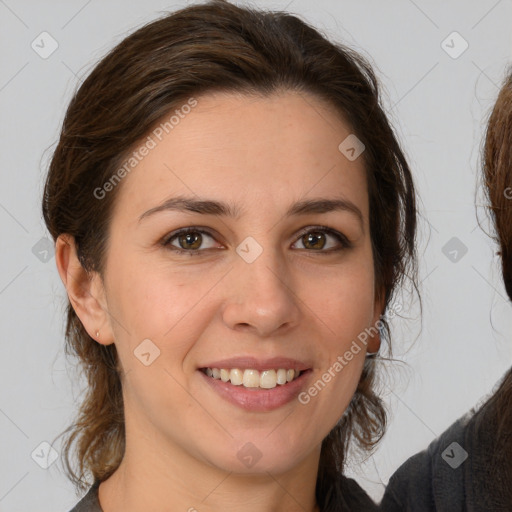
[199,356,312,372]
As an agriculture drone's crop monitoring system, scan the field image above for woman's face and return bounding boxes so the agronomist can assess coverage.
[98,90,381,475]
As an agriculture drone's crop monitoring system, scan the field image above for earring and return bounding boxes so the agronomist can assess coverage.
[96,331,100,338]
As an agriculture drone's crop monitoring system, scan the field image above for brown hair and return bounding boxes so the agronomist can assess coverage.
[483,70,512,301]
[43,1,417,509]
[477,69,512,503]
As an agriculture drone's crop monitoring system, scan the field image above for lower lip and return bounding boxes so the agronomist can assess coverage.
[199,370,312,412]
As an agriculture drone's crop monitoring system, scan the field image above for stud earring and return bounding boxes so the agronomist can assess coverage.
[96,331,100,338]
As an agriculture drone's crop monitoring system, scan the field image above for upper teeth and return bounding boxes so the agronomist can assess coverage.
[204,368,300,388]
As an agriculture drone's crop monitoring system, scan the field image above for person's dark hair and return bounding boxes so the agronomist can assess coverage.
[477,69,512,503]
[42,1,417,508]
[483,71,512,301]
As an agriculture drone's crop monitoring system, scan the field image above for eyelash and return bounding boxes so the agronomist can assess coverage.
[161,226,352,256]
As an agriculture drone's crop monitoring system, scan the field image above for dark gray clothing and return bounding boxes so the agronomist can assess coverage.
[380,372,512,511]
[69,480,101,512]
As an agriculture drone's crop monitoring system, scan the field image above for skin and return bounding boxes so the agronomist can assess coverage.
[56,90,382,512]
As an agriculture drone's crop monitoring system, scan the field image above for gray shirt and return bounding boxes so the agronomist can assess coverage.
[69,480,102,512]
[380,373,512,511]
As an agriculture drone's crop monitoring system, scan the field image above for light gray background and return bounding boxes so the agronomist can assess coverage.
[1,0,511,510]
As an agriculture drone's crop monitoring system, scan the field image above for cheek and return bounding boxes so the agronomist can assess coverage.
[306,257,376,403]
[320,282,373,380]
[309,264,376,343]
[105,258,224,359]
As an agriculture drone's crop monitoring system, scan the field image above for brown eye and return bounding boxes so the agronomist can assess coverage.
[164,228,219,254]
[177,232,203,250]
[302,231,327,250]
[293,227,350,252]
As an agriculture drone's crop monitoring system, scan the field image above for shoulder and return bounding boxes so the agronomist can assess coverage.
[380,413,472,511]
[68,481,102,512]
[379,446,434,511]
[336,475,378,511]
[321,473,377,511]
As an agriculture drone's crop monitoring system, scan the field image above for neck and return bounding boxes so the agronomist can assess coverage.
[98,415,321,512]
[99,457,320,512]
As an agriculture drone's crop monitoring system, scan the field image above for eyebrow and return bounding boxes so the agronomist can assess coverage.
[138,195,364,227]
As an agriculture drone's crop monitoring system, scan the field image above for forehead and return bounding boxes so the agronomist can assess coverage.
[112,90,369,221]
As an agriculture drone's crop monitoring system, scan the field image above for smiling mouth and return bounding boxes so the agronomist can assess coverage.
[200,367,306,389]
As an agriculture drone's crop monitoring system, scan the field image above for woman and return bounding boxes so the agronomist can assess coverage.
[42,1,417,510]
[380,72,512,510]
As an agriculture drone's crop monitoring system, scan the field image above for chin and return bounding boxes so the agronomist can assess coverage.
[200,437,314,476]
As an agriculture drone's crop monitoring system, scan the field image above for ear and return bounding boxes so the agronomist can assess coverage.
[55,234,114,346]
[367,288,385,354]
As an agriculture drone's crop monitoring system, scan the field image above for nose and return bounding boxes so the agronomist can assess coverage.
[221,248,301,338]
